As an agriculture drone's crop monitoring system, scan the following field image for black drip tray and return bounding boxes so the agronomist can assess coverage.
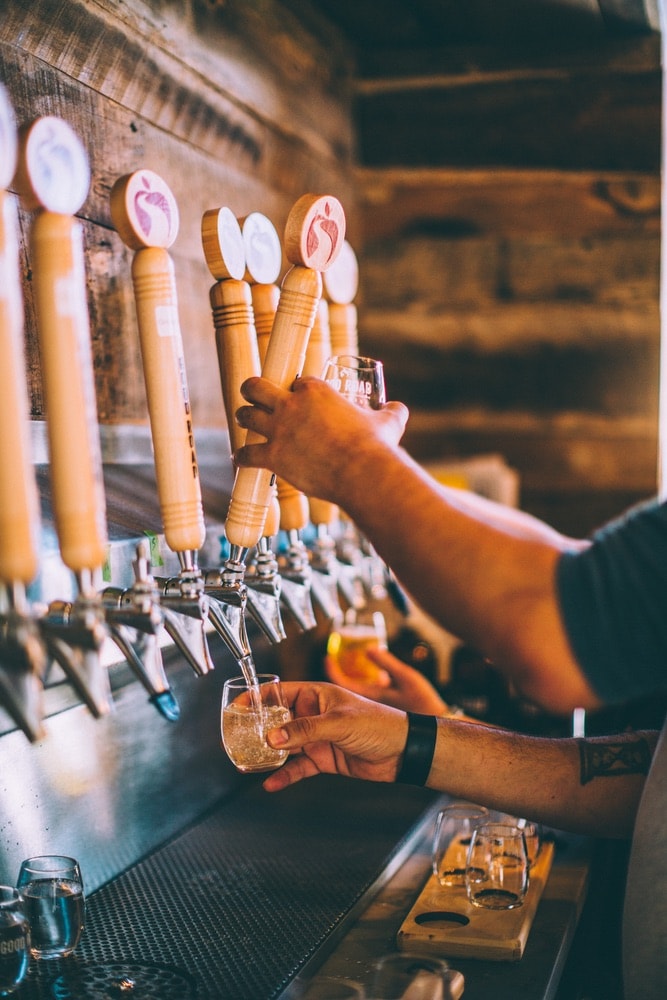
[48,961,198,999]
[21,776,437,1000]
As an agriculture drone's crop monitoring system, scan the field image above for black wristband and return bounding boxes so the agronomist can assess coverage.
[396,713,438,785]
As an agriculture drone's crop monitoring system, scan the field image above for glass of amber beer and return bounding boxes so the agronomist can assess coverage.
[327,609,388,684]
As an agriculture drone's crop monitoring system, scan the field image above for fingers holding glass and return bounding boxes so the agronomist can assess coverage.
[221,673,291,773]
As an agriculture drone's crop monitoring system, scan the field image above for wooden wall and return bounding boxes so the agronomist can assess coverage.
[0,0,357,434]
[353,36,661,536]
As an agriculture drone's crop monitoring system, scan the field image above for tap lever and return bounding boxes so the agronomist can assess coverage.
[41,597,112,718]
[0,585,46,742]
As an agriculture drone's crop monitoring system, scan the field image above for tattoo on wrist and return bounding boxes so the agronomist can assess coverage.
[578,737,652,785]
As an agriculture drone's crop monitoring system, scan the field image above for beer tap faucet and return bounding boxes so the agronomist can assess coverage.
[14,118,181,719]
[110,169,247,675]
[200,207,289,642]
[0,86,46,740]
[13,115,115,718]
[223,195,347,628]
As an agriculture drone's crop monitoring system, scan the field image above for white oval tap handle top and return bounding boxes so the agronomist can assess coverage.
[0,84,18,189]
[14,116,90,215]
[110,169,179,251]
[225,193,346,549]
[240,212,282,286]
[322,239,359,305]
[201,207,246,281]
[111,171,206,555]
[0,91,40,585]
[208,278,262,458]
[15,119,107,574]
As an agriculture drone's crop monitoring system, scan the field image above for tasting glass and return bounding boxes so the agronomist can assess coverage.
[465,823,529,910]
[0,887,30,995]
[327,609,387,684]
[370,952,453,1000]
[432,803,490,887]
[322,355,386,410]
[297,976,365,999]
[221,673,290,773]
[17,855,85,959]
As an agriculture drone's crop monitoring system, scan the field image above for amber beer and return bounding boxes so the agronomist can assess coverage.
[327,611,387,683]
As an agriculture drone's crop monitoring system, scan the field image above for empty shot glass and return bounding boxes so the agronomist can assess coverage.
[17,855,84,959]
[0,887,30,995]
[465,822,529,910]
[432,803,489,887]
[221,673,291,773]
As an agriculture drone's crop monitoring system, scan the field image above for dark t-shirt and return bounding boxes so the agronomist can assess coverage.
[557,498,667,703]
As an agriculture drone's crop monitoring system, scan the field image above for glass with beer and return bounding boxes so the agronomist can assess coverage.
[327,609,387,684]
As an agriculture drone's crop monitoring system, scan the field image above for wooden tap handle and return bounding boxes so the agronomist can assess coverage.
[225,265,322,548]
[31,211,108,572]
[208,278,261,457]
[0,90,40,584]
[201,207,245,281]
[130,247,206,553]
[239,212,282,286]
[111,170,205,554]
[251,283,280,364]
[225,194,346,550]
[14,116,107,574]
[303,298,340,527]
[328,302,359,357]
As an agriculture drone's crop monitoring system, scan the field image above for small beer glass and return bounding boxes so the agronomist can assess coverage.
[17,855,84,959]
[0,888,30,995]
[221,673,291,773]
[327,609,387,684]
[322,355,386,410]
[465,823,529,910]
[432,803,489,887]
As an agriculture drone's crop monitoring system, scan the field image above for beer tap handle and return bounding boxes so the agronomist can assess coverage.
[110,170,206,557]
[323,239,360,356]
[15,117,108,576]
[201,207,251,458]
[0,87,46,740]
[14,116,112,718]
[225,194,346,551]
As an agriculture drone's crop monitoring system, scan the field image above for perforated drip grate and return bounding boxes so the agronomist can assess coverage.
[49,961,198,999]
[19,778,437,1000]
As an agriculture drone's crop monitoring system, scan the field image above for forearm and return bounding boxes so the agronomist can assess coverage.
[339,442,597,712]
[425,719,656,839]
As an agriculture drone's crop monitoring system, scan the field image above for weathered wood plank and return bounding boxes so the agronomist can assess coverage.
[357,168,661,239]
[356,67,661,169]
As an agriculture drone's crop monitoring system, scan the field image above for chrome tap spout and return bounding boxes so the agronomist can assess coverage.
[310,528,366,613]
[40,593,112,719]
[101,542,180,721]
[0,583,46,742]
[153,572,215,677]
[280,529,341,625]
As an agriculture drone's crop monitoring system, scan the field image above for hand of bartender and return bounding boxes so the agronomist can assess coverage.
[235,375,597,715]
[264,680,655,840]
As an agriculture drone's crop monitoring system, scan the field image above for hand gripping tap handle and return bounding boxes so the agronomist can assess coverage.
[0,86,45,741]
[110,170,206,559]
[224,194,347,551]
[13,115,112,719]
